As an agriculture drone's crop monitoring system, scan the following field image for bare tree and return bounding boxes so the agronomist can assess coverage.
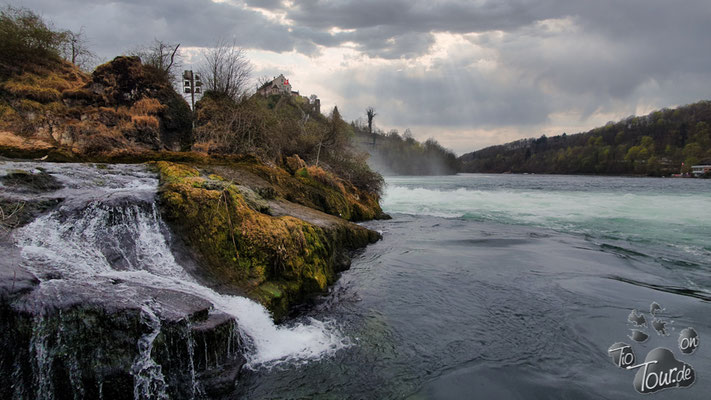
[366,107,377,134]
[366,106,377,147]
[256,75,272,90]
[131,39,181,82]
[59,27,96,70]
[200,38,252,101]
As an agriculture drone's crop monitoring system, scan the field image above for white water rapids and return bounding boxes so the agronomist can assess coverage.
[4,162,348,368]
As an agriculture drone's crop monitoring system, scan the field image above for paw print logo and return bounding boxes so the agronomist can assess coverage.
[627,302,671,344]
[608,302,700,394]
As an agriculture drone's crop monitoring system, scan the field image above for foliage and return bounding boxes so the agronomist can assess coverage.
[194,93,385,196]
[460,101,711,176]
[0,6,65,71]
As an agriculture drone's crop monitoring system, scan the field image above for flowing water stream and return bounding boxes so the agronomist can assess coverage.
[1,162,347,374]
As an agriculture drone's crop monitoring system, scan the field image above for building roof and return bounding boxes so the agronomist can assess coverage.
[257,74,290,91]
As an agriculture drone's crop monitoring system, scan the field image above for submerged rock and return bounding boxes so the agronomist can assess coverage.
[0,168,63,193]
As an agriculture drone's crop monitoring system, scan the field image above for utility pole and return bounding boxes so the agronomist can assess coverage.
[183,70,202,129]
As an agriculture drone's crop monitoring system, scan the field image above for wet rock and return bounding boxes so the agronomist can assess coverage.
[0,168,63,193]
[0,271,246,399]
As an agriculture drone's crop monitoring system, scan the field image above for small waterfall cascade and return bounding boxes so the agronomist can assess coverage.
[1,161,348,398]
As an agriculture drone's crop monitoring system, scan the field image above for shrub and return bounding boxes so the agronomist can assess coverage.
[0,6,65,68]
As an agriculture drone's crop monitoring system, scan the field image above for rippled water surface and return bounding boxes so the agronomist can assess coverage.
[236,174,711,399]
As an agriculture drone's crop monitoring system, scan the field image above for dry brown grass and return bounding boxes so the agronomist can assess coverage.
[130,115,160,130]
[0,130,53,150]
[191,141,213,154]
[63,120,127,153]
[1,67,85,104]
[2,80,61,102]
[130,97,164,116]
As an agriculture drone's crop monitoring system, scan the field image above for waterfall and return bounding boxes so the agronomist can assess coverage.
[7,162,348,375]
[132,306,169,400]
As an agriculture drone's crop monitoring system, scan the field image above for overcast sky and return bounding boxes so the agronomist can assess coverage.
[10,0,711,154]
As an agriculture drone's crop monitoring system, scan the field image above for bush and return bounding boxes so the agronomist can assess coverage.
[0,6,65,69]
[331,154,384,196]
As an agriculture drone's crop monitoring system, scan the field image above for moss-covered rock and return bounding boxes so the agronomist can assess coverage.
[209,158,387,222]
[154,161,380,320]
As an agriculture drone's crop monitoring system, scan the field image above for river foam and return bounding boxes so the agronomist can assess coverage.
[382,174,711,267]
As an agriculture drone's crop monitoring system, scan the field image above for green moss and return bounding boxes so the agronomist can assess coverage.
[295,167,309,178]
[155,161,359,320]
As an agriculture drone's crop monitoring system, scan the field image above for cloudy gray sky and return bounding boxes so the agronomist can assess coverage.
[10,0,711,154]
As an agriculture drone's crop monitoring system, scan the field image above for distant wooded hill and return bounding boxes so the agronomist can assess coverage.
[459,101,711,176]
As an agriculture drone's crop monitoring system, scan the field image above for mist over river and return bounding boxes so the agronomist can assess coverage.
[236,174,711,399]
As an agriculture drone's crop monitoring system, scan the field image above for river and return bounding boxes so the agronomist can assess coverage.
[235,174,711,399]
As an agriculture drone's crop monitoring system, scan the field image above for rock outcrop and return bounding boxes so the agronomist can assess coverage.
[155,160,381,320]
[0,56,192,157]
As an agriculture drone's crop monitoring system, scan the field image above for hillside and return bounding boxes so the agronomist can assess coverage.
[0,56,193,157]
[459,101,711,176]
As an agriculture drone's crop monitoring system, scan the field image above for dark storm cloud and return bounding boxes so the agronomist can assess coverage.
[332,58,551,129]
[12,0,300,57]
[277,0,568,35]
[284,0,711,131]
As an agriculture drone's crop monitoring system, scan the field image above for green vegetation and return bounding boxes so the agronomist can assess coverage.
[0,6,66,71]
[460,101,711,176]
